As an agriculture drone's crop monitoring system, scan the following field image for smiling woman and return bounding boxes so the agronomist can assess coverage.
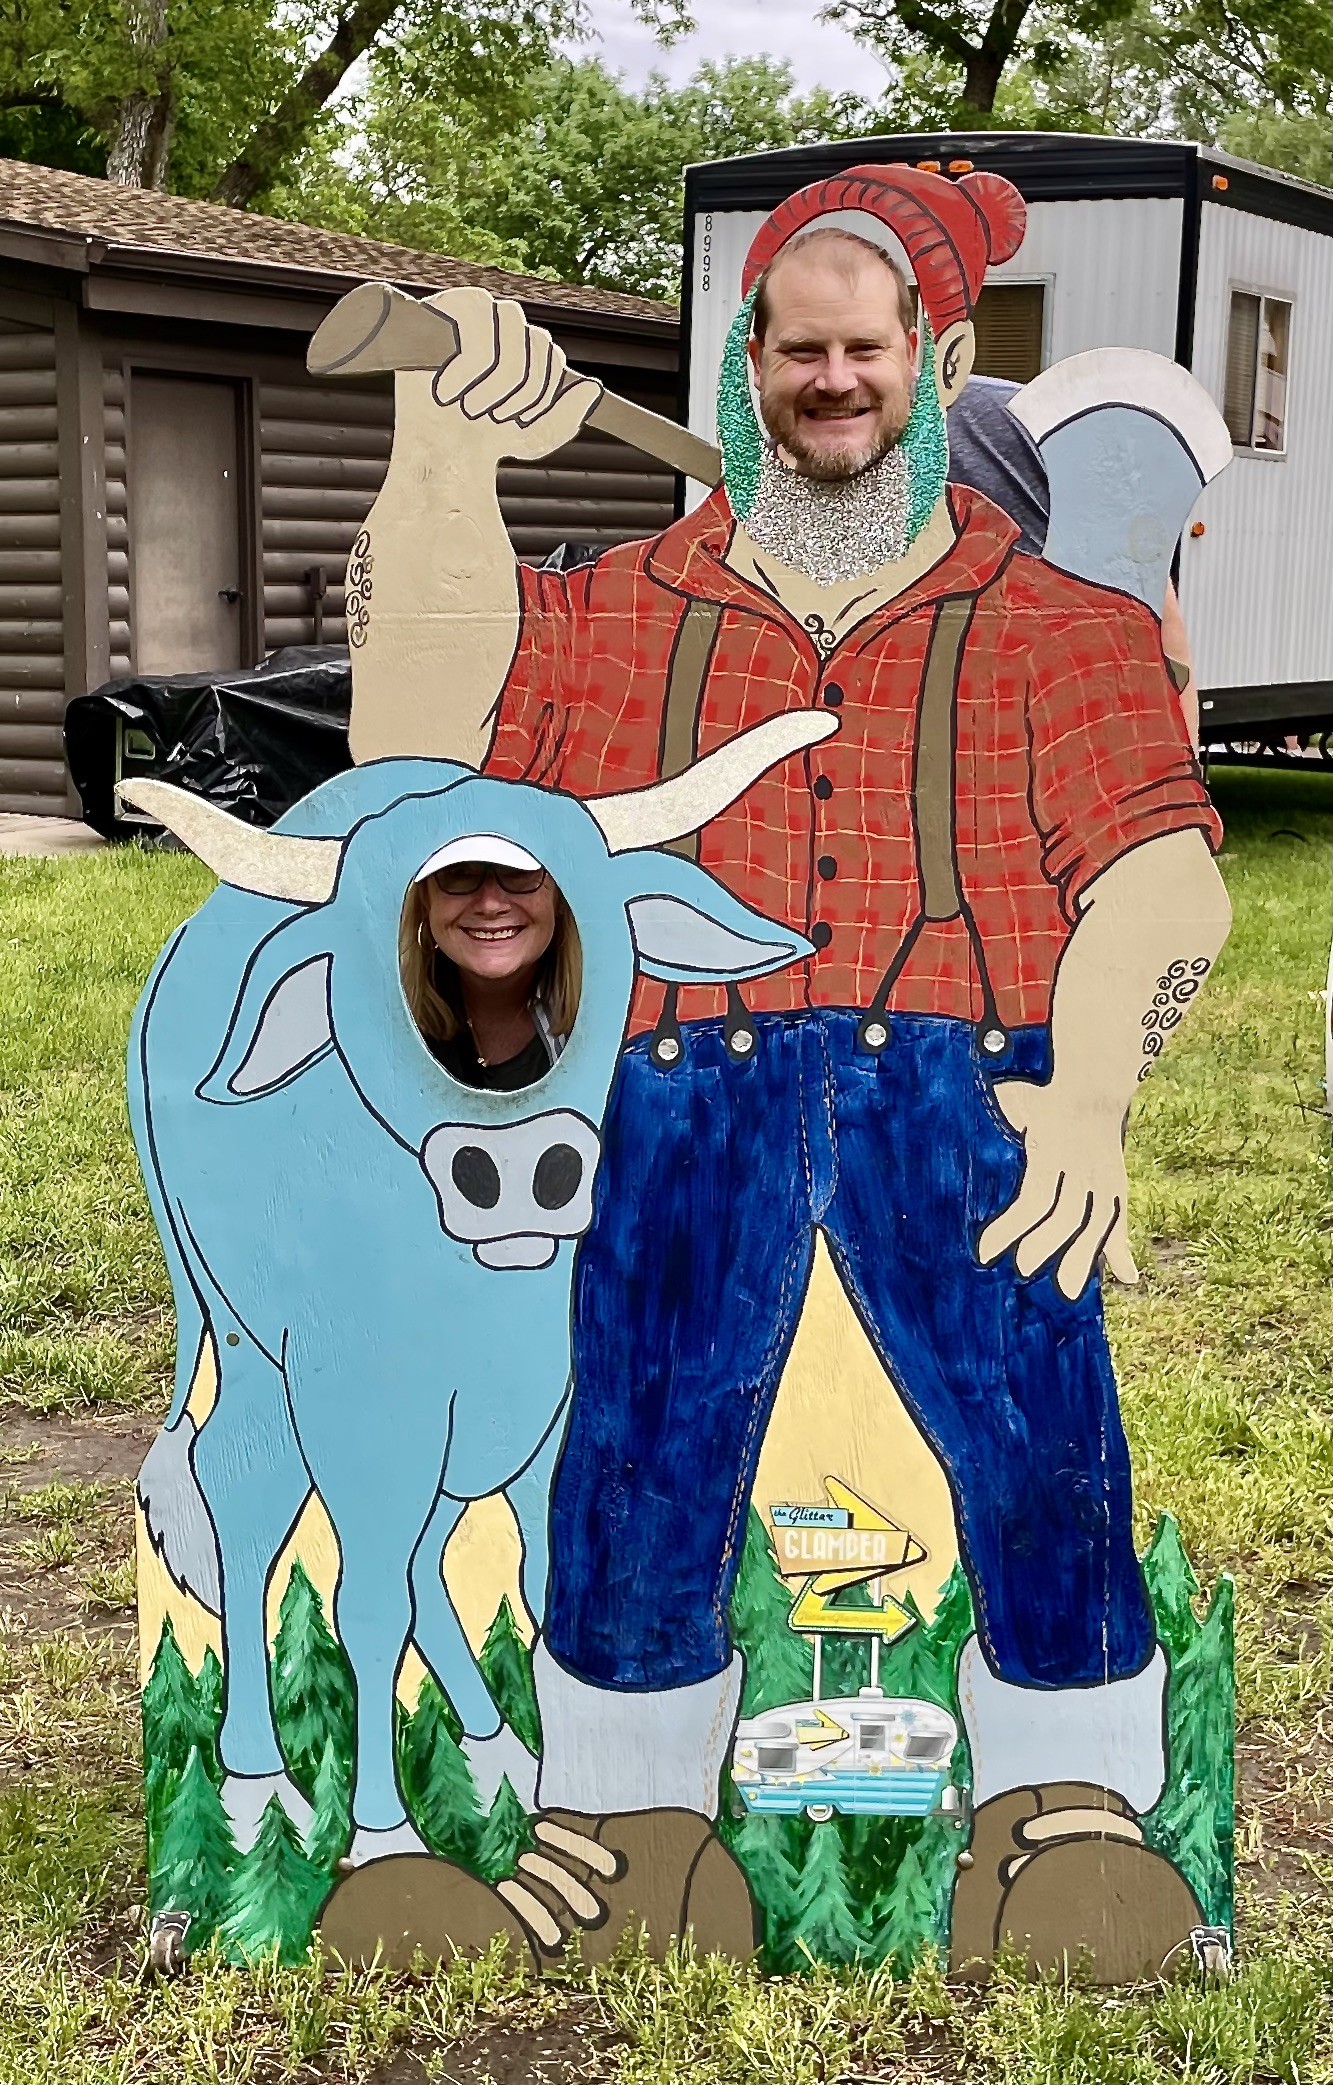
[399,842,582,1091]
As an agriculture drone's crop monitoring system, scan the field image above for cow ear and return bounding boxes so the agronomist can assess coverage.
[616,851,813,983]
[198,932,334,1104]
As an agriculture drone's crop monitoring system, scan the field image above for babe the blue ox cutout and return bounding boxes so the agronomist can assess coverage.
[123,716,832,1870]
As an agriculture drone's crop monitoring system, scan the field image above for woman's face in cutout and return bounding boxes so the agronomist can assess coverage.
[424,864,558,985]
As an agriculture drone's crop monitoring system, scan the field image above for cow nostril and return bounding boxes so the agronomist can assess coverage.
[533,1143,583,1212]
[451,1146,502,1209]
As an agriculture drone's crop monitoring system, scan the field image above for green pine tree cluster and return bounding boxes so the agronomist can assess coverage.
[143,1574,548,1963]
[1141,1514,1235,1928]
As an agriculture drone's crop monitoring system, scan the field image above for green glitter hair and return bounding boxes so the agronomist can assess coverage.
[717,295,950,537]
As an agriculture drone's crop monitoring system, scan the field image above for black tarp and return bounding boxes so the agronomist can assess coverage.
[65,648,353,837]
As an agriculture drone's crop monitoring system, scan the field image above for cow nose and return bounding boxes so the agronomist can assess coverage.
[451,1146,502,1209]
[533,1143,583,1211]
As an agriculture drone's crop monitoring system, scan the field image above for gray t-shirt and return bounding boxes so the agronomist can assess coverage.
[945,374,1048,557]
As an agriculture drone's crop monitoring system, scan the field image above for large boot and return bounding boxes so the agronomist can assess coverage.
[950,1638,1203,1982]
[525,1642,758,1963]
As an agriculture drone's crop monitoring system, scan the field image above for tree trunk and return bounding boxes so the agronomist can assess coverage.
[105,0,173,188]
[210,0,404,209]
[957,46,1006,114]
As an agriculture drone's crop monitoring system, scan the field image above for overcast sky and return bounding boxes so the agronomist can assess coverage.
[580,0,877,96]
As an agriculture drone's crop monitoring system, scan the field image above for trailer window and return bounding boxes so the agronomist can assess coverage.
[970,283,1045,383]
[1223,291,1290,453]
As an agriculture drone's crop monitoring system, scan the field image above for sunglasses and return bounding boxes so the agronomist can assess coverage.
[429,862,549,897]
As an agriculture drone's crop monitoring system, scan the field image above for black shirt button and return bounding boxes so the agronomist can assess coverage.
[822,683,844,707]
[813,775,833,800]
[810,922,833,949]
[817,855,837,879]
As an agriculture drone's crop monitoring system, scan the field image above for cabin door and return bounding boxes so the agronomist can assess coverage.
[130,374,246,674]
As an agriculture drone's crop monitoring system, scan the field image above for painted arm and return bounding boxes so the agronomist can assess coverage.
[343,288,602,766]
[978,828,1231,1299]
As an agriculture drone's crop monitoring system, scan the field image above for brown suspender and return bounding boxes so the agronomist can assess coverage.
[913,595,977,925]
[658,599,722,860]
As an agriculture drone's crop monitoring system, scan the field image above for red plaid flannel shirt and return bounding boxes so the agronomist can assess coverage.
[487,485,1221,1035]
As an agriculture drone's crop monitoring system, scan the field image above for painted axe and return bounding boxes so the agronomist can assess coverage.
[308,279,723,490]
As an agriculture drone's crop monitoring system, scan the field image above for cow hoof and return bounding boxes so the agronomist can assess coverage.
[319,1856,539,1971]
[221,1771,313,1853]
[344,1820,431,1867]
[461,1726,538,1809]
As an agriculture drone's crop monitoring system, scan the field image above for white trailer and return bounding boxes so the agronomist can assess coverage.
[680,133,1333,743]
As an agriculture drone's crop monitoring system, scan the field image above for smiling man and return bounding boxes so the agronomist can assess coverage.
[330,163,1231,1981]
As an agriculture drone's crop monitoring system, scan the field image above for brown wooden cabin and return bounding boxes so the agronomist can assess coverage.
[0,160,680,816]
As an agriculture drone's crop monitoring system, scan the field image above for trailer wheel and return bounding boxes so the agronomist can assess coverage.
[804,1802,835,1823]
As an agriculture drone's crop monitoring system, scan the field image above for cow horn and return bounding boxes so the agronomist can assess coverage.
[587,711,839,855]
[117,781,342,905]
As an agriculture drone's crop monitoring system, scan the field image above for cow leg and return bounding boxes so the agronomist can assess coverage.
[191,1335,314,1849]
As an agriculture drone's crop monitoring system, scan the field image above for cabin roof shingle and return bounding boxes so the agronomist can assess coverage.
[0,158,676,327]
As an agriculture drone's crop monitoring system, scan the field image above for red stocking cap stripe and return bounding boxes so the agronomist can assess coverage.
[741,164,1026,337]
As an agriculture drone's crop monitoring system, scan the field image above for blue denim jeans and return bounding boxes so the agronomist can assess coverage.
[546,1009,1154,1695]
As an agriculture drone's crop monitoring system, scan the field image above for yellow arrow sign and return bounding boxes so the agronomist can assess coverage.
[788,1577,915,1640]
[771,1476,927,1593]
[793,1706,848,1749]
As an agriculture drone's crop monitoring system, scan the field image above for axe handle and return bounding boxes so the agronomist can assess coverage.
[307,280,722,489]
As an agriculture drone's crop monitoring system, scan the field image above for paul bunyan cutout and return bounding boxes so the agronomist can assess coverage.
[130,161,1238,1984]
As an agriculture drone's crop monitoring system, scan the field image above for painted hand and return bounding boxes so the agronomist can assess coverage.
[423,286,602,458]
[977,1080,1139,1301]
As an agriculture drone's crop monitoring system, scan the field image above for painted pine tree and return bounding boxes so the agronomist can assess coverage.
[721,1806,806,1970]
[149,1744,237,1948]
[270,1562,355,1799]
[1145,1566,1235,1927]
[727,1507,814,1716]
[1142,1513,1201,1663]
[401,1675,485,1868]
[196,1648,224,1757]
[474,1774,535,1884]
[785,1819,869,1969]
[878,1564,974,1715]
[142,1620,219,1841]
[871,1828,944,1969]
[306,1736,353,1877]
[218,1795,326,1963]
[477,1599,541,1756]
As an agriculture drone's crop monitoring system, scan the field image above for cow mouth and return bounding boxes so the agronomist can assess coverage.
[473,1236,558,1271]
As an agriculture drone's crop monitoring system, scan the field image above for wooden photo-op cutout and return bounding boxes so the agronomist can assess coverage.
[132,160,1237,1985]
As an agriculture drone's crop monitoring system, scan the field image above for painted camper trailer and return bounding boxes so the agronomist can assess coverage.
[731,1693,963,1822]
[681,133,1333,748]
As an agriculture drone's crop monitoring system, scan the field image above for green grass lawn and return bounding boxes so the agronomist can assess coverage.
[0,765,1328,2082]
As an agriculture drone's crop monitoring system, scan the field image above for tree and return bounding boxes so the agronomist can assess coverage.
[879,1564,974,1716]
[722,1806,805,1971]
[270,1561,354,1800]
[728,1507,815,1718]
[824,0,1139,119]
[1142,1511,1201,1665]
[142,1619,218,1836]
[196,1647,224,1750]
[400,1675,485,1868]
[1146,1572,1234,1927]
[149,1744,237,1947]
[306,1736,353,1876]
[219,1795,325,1963]
[876,1826,951,1968]
[477,1597,542,1757]
[785,1819,869,1968]
[474,1773,534,1884]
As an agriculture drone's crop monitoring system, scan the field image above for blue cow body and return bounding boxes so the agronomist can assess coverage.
[129,755,816,1858]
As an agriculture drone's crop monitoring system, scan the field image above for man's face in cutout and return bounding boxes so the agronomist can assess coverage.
[748,247,920,483]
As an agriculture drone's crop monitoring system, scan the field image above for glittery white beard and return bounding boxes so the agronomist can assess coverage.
[743,440,913,585]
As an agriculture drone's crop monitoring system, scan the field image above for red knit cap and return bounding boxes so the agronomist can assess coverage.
[741,163,1026,336]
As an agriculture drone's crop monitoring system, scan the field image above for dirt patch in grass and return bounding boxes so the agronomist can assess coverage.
[0,1405,149,1646]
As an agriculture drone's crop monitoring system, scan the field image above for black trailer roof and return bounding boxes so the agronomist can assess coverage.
[685,133,1333,240]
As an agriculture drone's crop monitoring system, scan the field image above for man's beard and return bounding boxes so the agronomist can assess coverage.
[760,391,913,483]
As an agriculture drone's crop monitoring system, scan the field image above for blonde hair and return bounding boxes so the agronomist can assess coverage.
[399,879,582,1048]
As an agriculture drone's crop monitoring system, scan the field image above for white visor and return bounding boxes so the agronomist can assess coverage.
[415,834,544,883]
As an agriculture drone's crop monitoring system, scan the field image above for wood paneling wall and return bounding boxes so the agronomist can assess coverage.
[105,362,131,677]
[0,323,66,815]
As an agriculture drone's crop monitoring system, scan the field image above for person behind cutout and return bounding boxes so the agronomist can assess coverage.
[401,843,580,1091]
